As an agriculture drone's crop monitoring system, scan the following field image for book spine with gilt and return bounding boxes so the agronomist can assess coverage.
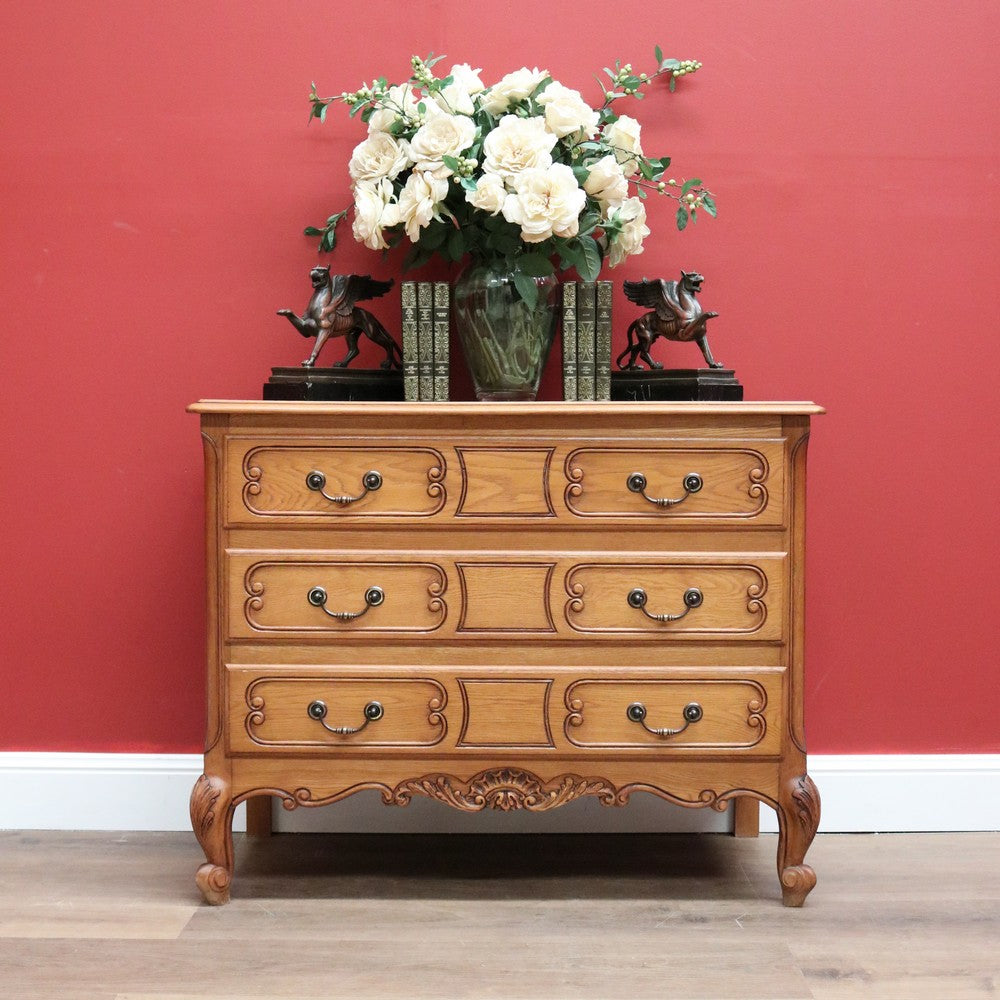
[400,281,419,401]
[595,280,613,401]
[576,280,597,401]
[561,281,578,401]
[416,282,434,401]
[432,281,450,401]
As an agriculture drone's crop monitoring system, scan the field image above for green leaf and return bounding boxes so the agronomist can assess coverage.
[447,227,465,261]
[669,76,676,93]
[701,193,717,217]
[654,45,664,65]
[420,223,449,250]
[303,226,323,236]
[402,243,433,271]
[681,178,703,195]
[660,58,681,71]
[572,164,591,186]
[576,235,602,282]
[441,154,462,174]
[460,176,478,192]
[676,205,688,231]
[517,253,554,277]
[578,209,602,236]
[513,270,539,309]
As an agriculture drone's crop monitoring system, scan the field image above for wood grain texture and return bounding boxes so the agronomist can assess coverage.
[193,401,820,905]
[0,832,996,999]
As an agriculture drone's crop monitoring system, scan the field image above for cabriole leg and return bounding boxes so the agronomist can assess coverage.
[774,773,820,907]
[190,772,235,905]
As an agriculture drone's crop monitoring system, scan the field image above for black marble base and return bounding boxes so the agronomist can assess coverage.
[263,367,404,402]
[611,368,743,402]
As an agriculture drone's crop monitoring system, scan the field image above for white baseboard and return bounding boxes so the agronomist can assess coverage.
[1,752,997,833]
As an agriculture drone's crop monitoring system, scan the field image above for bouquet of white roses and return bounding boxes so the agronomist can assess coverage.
[306,49,713,306]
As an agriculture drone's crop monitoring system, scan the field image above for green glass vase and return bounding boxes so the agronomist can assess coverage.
[453,260,559,401]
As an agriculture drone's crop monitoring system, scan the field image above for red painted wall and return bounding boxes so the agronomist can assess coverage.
[2,1,998,754]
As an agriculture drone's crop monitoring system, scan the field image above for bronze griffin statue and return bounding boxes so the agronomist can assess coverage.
[278,267,402,369]
[618,272,721,370]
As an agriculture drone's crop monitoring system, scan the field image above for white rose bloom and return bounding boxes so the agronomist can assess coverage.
[348,132,410,182]
[604,115,644,176]
[465,172,507,216]
[502,163,586,243]
[582,154,628,209]
[480,67,550,115]
[408,114,477,177]
[352,178,398,251]
[482,115,557,184]
[433,63,486,116]
[536,81,599,139]
[396,169,449,242]
[607,196,650,267]
[366,84,421,134]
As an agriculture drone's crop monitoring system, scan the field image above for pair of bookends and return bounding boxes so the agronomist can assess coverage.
[265,266,741,402]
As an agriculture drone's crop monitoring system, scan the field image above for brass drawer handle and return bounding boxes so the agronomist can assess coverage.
[626,471,702,508]
[627,586,703,622]
[307,699,384,735]
[305,469,383,505]
[307,585,385,621]
[627,701,703,737]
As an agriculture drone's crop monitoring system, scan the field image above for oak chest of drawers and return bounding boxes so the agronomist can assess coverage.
[189,400,823,906]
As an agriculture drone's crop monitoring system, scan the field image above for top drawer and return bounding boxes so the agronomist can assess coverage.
[225,435,786,527]
[229,440,447,523]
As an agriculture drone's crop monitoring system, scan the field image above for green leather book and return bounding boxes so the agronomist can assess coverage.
[596,280,613,401]
[561,281,578,401]
[400,281,419,402]
[576,281,596,401]
[416,282,434,401]
[432,281,450,401]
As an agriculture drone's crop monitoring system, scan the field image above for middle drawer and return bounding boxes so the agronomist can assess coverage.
[226,551,786,642]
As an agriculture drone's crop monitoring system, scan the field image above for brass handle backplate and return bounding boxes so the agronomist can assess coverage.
[627,586,703,623]
[307,699,384,735]
[626,701,703,738]
[307,585,385,621]
[306,469,383,505]
[626,471,703,508]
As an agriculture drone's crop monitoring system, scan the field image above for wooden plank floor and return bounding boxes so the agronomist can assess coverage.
[0,831,997,999]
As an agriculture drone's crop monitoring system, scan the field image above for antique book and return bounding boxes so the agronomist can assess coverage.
[576,280,597,401]
[432,281,450,401]
[561,281,578,400]
[595,280,613,401]
[416,282,434,401]
[400,281,419,401]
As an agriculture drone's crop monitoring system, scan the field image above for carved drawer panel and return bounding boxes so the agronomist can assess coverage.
[564,671,784,754]
[228,440,446,523]
[563,442,785,524]
[227,668,447,750]
[227,553,447,638]
[564,556,785,641]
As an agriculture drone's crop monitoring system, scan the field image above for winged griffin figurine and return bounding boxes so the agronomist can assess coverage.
[277,267,402,369]
[618,272,722,370]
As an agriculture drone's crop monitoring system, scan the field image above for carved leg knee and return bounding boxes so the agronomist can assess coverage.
[190,773,235,905]
[774,773,820,907]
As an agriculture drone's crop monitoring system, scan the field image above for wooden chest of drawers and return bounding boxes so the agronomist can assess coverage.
[189,400,823,906]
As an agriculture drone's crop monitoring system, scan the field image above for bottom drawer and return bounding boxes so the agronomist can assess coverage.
[564,674,783,752]
[229,669,448,750]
